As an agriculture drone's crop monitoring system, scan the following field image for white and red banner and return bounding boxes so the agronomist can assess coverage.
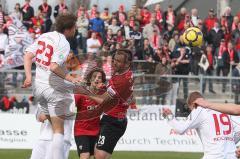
[0,106,203,152]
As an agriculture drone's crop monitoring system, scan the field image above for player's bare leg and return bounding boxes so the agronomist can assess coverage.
[94,149,111,159]
[80,152,91,159]
[50,115,65,159]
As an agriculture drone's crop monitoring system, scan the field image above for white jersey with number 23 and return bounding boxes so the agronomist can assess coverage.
[25,31,70,87]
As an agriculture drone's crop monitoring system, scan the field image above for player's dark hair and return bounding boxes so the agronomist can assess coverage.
[85,68,106,86]
[55,13,77,33]
[187,91,203,106]
[114,49,133,63]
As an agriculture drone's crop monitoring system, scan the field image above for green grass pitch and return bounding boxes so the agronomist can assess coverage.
[0,149,203,159]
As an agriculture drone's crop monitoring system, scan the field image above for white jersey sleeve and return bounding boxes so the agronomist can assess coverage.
[167,107,204,134]
[25,40,39,56]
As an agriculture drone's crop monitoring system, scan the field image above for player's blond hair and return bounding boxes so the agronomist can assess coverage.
[187,91,203,106]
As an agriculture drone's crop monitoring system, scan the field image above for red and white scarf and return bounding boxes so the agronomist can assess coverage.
[23,3,30,13]
[156,10,162,21]
[41,3,49,13]
[167,12,175,25]
[228,49,234,61]
[218,44,226,57]
[59,3,66,12]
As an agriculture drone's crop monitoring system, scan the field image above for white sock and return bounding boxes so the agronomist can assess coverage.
[52,133,64,159]
[63,141,71,159]
[45,141,53,159]
[30,140,50,159]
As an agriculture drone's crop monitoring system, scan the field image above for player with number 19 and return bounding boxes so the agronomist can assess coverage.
[22,13,80,159]
[163,92,237,159]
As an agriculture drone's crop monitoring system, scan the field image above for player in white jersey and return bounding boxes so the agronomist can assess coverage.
[30,106,73,159]
[163,92,237,159]
[22,13,79,159]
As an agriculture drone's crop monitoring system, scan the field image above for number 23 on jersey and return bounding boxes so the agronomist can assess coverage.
[35,41,53,67]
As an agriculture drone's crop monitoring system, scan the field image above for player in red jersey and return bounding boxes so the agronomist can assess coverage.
[75,49,134,159]
[74,68,106,159]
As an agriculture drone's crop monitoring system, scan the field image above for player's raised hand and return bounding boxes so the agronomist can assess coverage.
[22,77,32,88]
[192,98,210,108]
[162,107,173,118]
[38,113,48,123]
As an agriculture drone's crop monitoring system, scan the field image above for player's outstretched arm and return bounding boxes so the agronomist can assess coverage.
[50,62,82,84]
[22,52,35,88]
[193,98,240,115]
[75,95,118,120]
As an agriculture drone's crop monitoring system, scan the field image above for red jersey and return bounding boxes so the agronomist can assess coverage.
[106,70,133,119]
[74,94,100,136]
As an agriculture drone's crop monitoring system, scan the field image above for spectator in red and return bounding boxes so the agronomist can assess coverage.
[116,5,127,25]
[221,25,231,44]
[38,0,52,32]
[30,9,44,38]
[163,5,176,31]
[88,4,98,20]
[175,7,187,32]
[21,0,34,29]
[204,8,218,32]
[154,4,163,25]
[141,7,151,27]
[150,29,162,50]
[53,0,68,18]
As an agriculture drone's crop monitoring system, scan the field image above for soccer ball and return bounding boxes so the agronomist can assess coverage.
[182,27,203,47]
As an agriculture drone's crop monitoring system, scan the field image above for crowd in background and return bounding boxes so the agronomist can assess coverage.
[1,0,240,106]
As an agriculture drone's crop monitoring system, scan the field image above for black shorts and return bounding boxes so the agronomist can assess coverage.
[74,135,98,156]
[96,115,127,154]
